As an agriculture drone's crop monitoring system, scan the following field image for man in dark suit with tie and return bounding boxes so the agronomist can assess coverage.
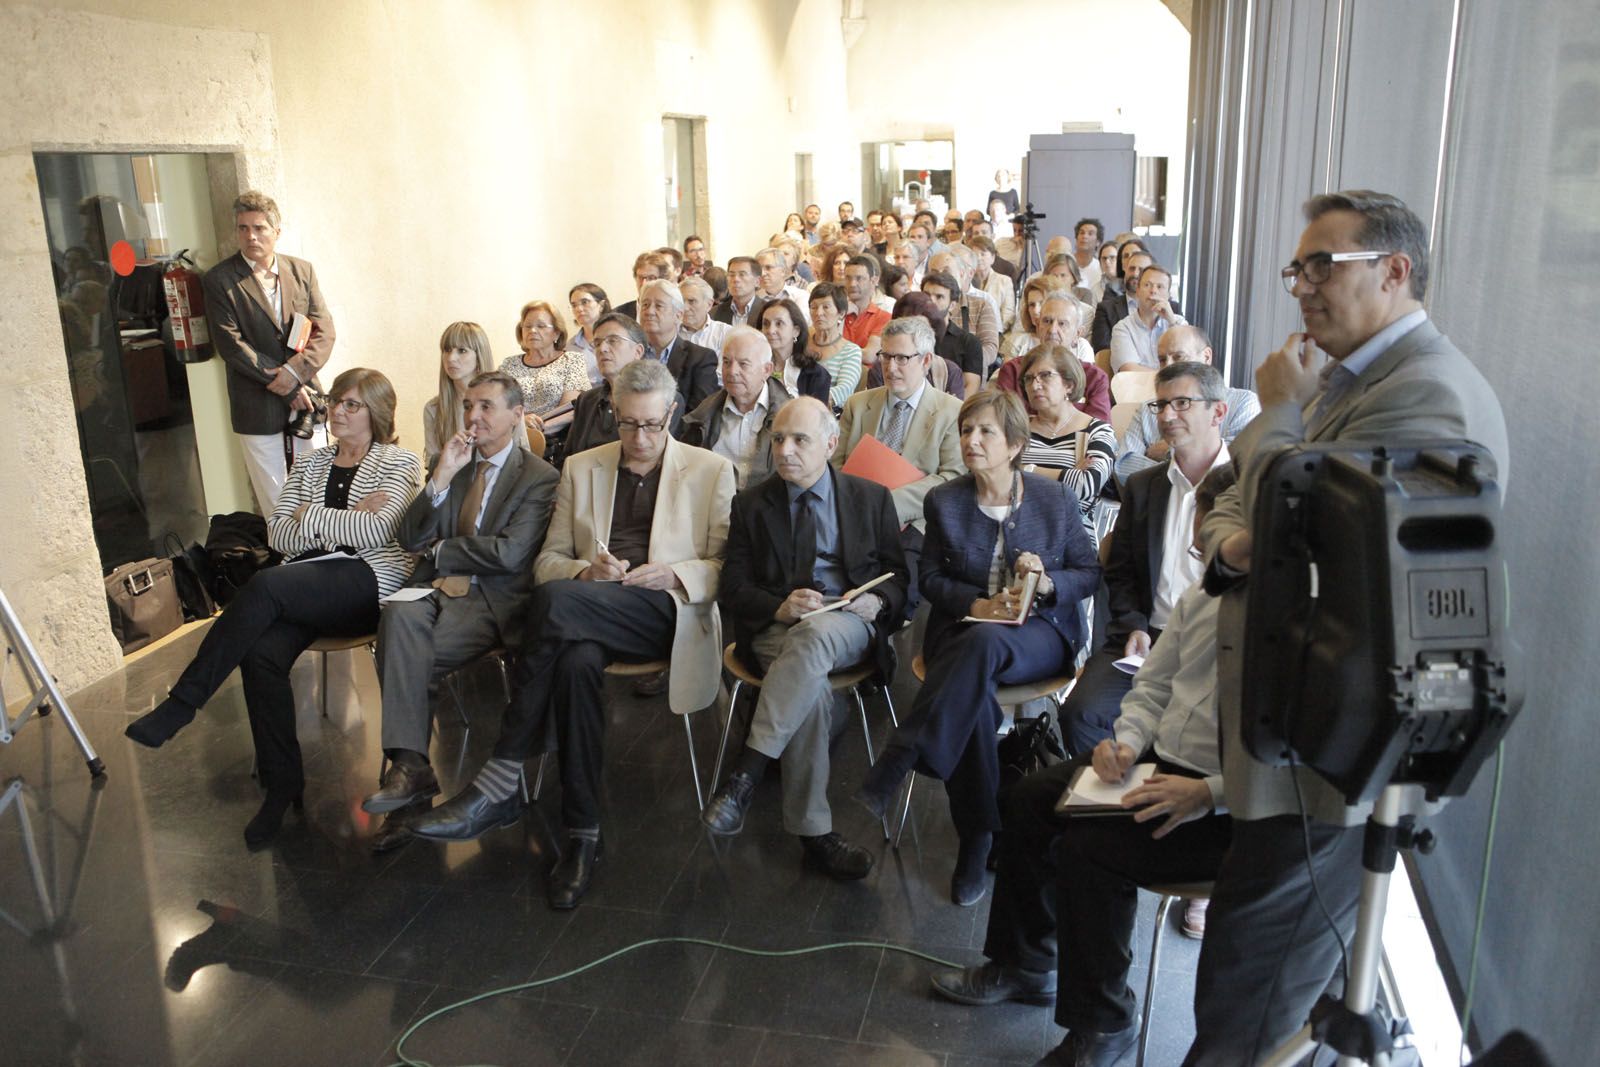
[1057,363,1232,756]
[700,397,909,879]
[361,371,558,847]
[638,279,718,411]
[203,190,336,512]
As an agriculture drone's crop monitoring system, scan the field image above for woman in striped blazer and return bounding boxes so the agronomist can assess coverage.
[125,368,421,847]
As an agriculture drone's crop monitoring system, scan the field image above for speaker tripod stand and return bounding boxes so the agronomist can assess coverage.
[0,588,105,779]
[1260,784,1426,1067]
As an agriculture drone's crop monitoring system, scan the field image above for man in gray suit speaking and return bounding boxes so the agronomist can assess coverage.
[360,371,558,847]
[203,190,337,511]
[1183,191,1510,1067]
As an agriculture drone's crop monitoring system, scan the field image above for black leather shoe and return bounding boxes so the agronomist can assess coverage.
[409,786,524,841]
[1036,1025,1139,1067]
[800,832,874,880]
[930,962,1056,1006]
[361,760,439,814]
[547,834,603,910]
[370,796,432,853]
[700,771,756,835]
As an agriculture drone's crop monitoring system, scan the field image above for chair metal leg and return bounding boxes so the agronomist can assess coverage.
[854,687,876,765]
[446,674,470,728]
[710,679,743,796]
[682,712,705,810]
[881,685,900,729]
[495,651,512,701]
[530,752,548,801]
[319,649,331,719]
[519,764,530,804]
[893,773,915,847]
[1137,894,1178,1067]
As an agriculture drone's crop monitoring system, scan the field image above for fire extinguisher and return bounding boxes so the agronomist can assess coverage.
[163,250,213,363]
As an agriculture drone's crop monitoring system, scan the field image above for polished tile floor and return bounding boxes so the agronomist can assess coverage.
[2,625,1203,1066]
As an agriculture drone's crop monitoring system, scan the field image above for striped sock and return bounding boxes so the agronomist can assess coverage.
[473,757,522,802]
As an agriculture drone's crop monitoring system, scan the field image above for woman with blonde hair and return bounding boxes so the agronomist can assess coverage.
[425,322,529,468]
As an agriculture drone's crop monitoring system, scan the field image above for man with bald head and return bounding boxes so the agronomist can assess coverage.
[701,397,910,881]
[1114,325,1260,484]
[994,295,1112,420]
[680,327,789,488]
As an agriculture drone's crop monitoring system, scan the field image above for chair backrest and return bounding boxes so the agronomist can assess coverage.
[1110,400,1144,443]
[527,427,547,459]
[1110,370,1156,406]
[1095,348,1113,378]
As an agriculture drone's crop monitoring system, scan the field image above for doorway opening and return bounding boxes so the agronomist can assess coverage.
[860,139,955,219]
[662,115,708,250]
[35,151,225,573]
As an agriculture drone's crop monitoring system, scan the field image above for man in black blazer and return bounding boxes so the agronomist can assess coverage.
[361,371,558,846]
[1057,363,1231,755]
[203,190,336,511]
[565,313,685,459]
[711,256,767,327]
[638,279,718,411]
[700,397,909,880]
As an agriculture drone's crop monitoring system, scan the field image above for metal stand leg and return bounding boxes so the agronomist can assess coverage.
[0,590,104,778]
[1260,784,1410,1067]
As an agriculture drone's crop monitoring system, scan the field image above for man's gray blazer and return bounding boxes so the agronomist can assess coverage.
[1199,316,1509,824]
[396,446,560,644]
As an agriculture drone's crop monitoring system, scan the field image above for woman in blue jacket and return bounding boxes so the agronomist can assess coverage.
[859,389,1101,905]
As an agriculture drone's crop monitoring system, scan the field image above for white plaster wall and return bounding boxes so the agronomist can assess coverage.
[844,0,1191,239]
[0,5,280,692]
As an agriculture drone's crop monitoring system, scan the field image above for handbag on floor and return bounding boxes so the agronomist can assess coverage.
[105,557,184,654]
[996,709,1067,790]
[163,533,216,622]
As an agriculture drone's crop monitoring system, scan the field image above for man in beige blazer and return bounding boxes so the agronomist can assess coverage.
[411,359,735,911]
[834,315,963,613]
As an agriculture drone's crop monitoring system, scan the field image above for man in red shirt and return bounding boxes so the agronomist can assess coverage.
[841,255,891,368]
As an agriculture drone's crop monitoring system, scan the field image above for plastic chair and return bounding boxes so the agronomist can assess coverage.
[1138,881,1215,1067]
[1110,400,1144,445]
[305,633,376,719]
[895,654,1076,845]
[708,643,900,814]
[1110,369,1157,406]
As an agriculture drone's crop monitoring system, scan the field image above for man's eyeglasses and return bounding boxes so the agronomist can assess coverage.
[882,352,923,365]
[1280,251,1392,294]
[1146,396,1215,414]
[331,398,366,413]
[617,419,670,436]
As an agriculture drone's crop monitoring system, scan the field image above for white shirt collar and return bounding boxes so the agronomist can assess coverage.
[1167,440,1231,492]
[477,437,516,470]
[887,381,928,412]
[723,389,769,419]
[1339,308,1427,379]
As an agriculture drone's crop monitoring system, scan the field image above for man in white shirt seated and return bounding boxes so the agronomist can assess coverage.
[679,327,789,489]
[679,275,732,360]
[1072,217,1105,296]
[1115,325,1260,484]
[757,247,811,323]
[1109,265,1186,373]
[928,466,1238,1067]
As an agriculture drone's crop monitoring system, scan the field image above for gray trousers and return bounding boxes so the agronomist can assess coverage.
[375,586,505,756]
[747,611,874,837]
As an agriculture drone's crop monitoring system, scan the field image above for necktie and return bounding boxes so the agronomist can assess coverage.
[434,459,490,598]
[792,490,818,588]
[881,399,911,453]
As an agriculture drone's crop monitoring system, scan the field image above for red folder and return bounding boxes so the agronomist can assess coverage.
[841,433,926,490]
